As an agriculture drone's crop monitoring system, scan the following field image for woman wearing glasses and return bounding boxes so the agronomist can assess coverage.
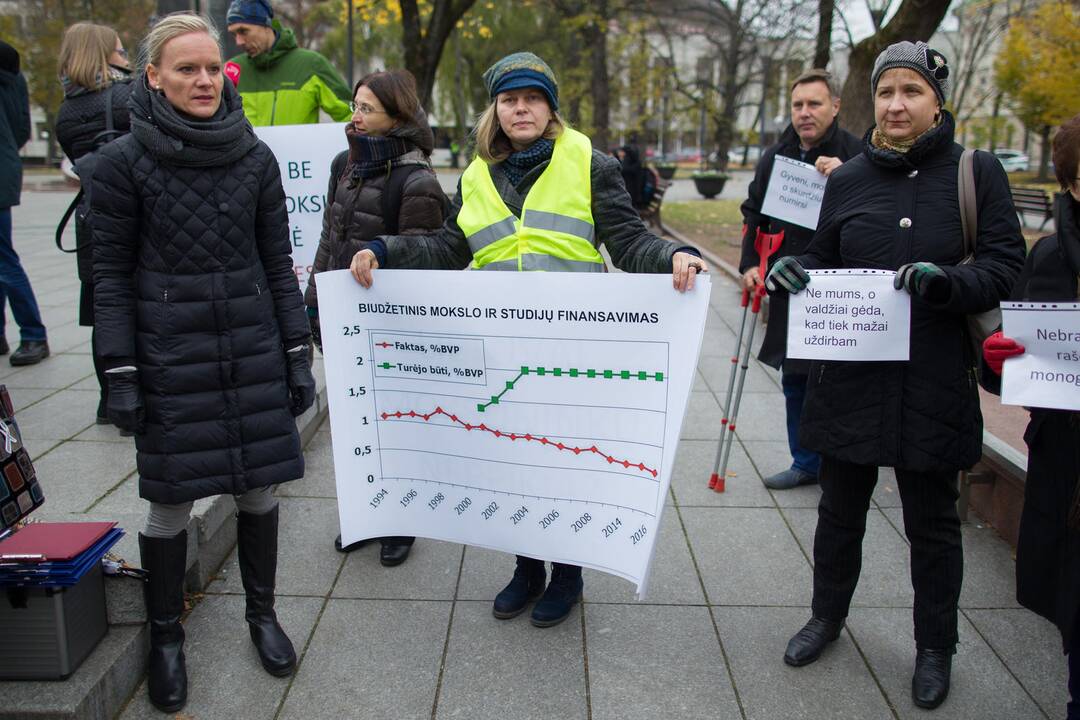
[304,69,448,567]
[55,22,134,428]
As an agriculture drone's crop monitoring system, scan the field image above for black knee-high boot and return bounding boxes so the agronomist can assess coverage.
[139,532,188,713]
[236,505,296,676]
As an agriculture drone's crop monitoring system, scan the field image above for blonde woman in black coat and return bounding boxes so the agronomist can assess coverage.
[55,21,133,429]
[90,13,315,713]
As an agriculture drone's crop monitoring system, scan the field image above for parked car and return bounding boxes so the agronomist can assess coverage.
[993,149,1030,172]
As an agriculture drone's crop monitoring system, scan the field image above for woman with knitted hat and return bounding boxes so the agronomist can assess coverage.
[764,41,1025,709]
[349,51,707,628]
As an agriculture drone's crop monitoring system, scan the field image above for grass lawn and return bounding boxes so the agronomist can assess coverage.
[663,200,745,269]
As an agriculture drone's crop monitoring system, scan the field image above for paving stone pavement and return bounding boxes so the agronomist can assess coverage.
[0,192,1067,719]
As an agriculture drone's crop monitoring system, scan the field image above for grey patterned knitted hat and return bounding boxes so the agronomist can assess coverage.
[871,41,950,105]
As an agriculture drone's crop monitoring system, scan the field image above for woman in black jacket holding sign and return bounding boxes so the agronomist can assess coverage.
[55,21,133,429]
[982,114,1080,720]
[90,13,315,713]
[303,69,447,566]
[765,41,1025,709]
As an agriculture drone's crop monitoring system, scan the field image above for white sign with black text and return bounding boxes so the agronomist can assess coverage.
[787,269,911,361]
[759,155,829,230]
[1000,302,1080,411]
[254,123,347,288]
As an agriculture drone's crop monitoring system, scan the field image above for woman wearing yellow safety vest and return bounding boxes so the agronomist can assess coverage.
[349,52,707,628]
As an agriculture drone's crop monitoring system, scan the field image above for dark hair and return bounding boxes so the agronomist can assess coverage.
[354,69,420,123]
[791,68,838,99]
[1052,113,1080,192]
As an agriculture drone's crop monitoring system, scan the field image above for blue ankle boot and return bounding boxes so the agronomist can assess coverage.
[493,555,546,619]
[530,563,583,627]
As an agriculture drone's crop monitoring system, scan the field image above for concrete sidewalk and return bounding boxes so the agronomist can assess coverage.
[0,190,1067,720]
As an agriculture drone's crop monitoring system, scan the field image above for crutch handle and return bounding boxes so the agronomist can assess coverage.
[740,287,750,308]
[750,285,765,313]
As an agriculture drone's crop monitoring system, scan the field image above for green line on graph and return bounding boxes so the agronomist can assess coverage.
[476,365,665,412]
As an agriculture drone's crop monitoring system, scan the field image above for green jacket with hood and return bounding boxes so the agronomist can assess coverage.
[227,22,351,126]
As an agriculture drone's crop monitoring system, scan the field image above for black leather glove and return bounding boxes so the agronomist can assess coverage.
[286,346,316,417]
[307,307,322,353]
[106,369,145,434]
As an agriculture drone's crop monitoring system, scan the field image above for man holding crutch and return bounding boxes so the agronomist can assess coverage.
[738,69,861,490]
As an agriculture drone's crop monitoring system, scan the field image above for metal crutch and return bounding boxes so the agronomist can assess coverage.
[707,228,784,492]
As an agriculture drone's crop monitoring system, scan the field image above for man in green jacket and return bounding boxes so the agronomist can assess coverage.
[224,0,352,126]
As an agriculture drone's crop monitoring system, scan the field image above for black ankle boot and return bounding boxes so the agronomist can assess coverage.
[379,536,415,567]
[783,616,844,667]
[912,647,953,709]
[237,505,296,676]
[139,532,188,713]
[530,563,583,628]
[493,555,546,619]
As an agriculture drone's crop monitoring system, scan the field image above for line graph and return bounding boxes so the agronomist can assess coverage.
[316,268,711,591]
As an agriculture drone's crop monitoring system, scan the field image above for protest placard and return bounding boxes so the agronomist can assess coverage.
[254,123,347,287]
[787,269,910,361]
[1001,302,1080,411]
[759,155,829,230]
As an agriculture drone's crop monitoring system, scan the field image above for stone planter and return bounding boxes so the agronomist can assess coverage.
[692,175,728,199]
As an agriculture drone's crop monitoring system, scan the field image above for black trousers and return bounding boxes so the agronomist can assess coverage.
[811,456,963,649]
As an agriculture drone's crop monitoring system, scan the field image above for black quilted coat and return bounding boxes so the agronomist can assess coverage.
[796,112,1025,472]
[91,79,310,504]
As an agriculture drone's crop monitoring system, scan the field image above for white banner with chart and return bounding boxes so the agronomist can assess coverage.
[1001,302,1080,411]
[759,155,829,230]
[787,269,911,361]
[254,123,346,288]
[316,269,711,595]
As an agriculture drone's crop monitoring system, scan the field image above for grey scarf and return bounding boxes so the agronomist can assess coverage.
[128,73,257,167]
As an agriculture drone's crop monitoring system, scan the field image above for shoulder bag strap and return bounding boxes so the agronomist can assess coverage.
[958,148,978,261]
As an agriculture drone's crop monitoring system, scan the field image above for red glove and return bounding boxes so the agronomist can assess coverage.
[983,331,1025,375]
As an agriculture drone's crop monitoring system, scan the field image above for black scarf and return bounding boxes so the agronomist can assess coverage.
[344,123,414,183]
[862,110,955,171]
[128,73,257,167]
[502,138,555,187]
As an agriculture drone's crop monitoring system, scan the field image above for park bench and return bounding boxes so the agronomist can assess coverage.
[639,178,671,237]
[1010,185,1054,230]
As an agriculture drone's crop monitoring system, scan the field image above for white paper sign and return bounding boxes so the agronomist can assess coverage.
[787,269,910,361]
[254,123,347,287]
[316,269,710,596]
[1001,302,1080,411]
[759,155,829,230]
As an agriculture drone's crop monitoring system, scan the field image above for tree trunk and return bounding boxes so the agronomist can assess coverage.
[988,92,1002,152]
[813,0,835,69]
[400,0,478,110]
[838,0,953,134]
[1036,124,1052,182]
[583,2,610,150]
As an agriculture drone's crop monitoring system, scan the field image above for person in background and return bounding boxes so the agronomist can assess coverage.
[0,40,49,366]
[304,69,448,566]
[90,13,315,712]
[619,133,645,207]
[349,51,707,629]
[224,0,351,126]
[739,68,861,490]
[981,113,1080,720]
[55,22,133,428]
[765,42,1024,709]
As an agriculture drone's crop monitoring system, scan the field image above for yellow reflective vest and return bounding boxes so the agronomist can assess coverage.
[456,127,605,272]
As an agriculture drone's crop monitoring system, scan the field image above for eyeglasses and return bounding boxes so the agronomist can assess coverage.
[349,101,386,116]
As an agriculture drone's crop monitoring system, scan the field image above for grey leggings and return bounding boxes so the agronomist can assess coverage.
[144,487,277,538]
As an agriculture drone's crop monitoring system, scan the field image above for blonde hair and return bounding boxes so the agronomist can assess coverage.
[142,12,220,68]
[472,101,566,164]
[58,22,120,90]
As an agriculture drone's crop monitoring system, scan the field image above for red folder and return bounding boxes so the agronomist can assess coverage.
[0,521,117,562]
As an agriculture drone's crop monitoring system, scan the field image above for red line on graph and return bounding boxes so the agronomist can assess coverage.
[380,406,658,478]
[375,342,393,348]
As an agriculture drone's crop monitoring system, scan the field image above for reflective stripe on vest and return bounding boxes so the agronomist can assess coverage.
[456,127,604,272]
